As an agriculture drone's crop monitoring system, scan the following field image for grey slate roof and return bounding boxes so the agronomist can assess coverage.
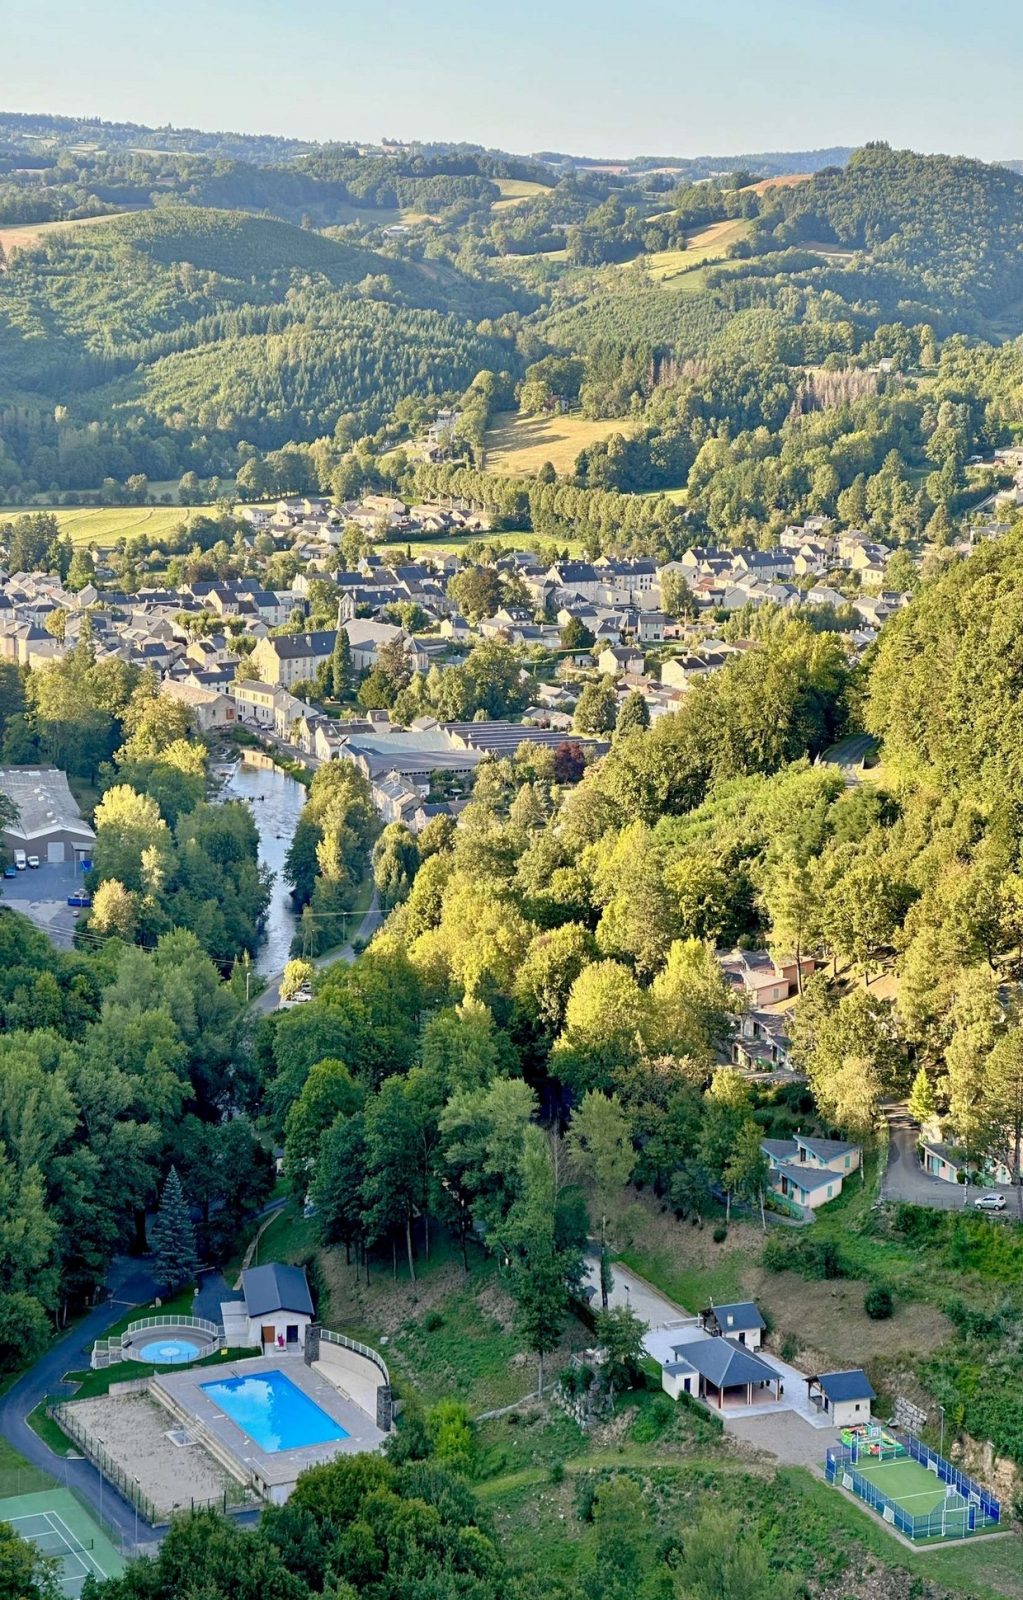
[667,1336,777,1389]
[704,1301,765,1333]
[242,1262,314,1318]
[816,1369,876,1403]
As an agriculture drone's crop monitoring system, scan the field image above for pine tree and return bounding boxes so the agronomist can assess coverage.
[151,1167,198,1293]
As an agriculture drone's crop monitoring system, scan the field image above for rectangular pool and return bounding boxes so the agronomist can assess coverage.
[200,1370,349,1454]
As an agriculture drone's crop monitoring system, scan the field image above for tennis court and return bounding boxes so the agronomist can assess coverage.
[0,1487,124,1597]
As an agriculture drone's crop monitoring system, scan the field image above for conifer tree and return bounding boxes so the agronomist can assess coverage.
[151,1167,198,1293]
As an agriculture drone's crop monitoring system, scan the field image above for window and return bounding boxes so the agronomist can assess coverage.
[827,1185,833,1199]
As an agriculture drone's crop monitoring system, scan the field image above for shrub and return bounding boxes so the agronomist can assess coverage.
[780,1334,800,1363]
[864,1284,894,1320]
[422,1310,444,1332]
[550,1460,566,1484]
[712,1225,728,1244]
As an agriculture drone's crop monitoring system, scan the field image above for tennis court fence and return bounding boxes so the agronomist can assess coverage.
[49,1402,160,1526]
[825,1430,1001,1541]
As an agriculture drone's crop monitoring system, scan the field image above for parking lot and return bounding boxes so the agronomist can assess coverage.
[0,859,85,948]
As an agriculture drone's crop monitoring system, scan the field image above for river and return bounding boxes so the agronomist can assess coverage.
[216,753,308,976]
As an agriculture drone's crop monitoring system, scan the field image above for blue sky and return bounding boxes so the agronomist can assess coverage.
[6,0,1018,160]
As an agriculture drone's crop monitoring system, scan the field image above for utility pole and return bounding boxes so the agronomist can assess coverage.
[939,1403,945,1460]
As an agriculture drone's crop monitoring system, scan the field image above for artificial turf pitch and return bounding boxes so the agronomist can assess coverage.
[853,1456,954,1517]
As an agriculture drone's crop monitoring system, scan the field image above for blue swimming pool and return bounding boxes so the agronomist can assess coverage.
[199,1371,349,1453]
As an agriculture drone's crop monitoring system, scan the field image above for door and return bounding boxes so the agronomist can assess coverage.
[286,1324,299,1344]
[47,842,64,864]
[261,1324,276,1346]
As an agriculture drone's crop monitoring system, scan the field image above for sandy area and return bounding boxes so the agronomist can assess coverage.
[66,1392,240,1517]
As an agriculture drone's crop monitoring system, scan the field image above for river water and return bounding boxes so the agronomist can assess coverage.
[217,754,308,975]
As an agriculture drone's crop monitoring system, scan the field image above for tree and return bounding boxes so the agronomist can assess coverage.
[560,616,595,650]
[89,878,138,941]
[674,1507,799,1600]
[567,1091,634,1235]
[660,568,696,619]
[906,1065,936,1129]
[330,626,354,699]
[574,678,618,735]
[150,1167,198,1293]
[506,1127,582,1396]
[614,690,649,739]
[280,959,314,1001]
[363,1076,429,1280]
[594,1305,648,1392]
[723,1118,771,1229]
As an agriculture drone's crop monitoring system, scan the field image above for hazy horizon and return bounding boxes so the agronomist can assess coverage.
[8,0,1021,165]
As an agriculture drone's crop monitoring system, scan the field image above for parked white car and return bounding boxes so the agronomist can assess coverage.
[13,850,25,870]
[26,855,39,868]
[974,1193,1006,1212]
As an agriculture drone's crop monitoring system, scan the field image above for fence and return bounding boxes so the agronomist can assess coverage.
[49,1401,160,1525]
[318,1327,390,1386]
[825,1431,1000,1541]
[91,1315,221,1369]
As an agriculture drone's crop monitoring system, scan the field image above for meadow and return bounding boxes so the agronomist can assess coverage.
[484,410,634,476]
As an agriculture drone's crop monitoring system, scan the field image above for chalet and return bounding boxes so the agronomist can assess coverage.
[718,948,815,1005]
[760,1135,861,1212]
[698,1301,765,1350]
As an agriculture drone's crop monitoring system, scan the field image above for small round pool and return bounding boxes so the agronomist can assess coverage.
[138,1338,202,1364]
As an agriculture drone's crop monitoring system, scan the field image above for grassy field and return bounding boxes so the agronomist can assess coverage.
[0,504,190,549]
[484,410,633,476]
[492,178,552,211]
[0,210,139,257]
[645,218,752,286]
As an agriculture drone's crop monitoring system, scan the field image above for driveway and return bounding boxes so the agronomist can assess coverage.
[0,859,83,948]
[0,1258,160,1548]
[882,1108,1020,1219]
[581,1255,691,1331]
[726,1409,840,1472]
[251,889,382,1014]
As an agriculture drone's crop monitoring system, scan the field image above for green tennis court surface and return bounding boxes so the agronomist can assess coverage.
[855,1457,957,1516]
[0,1487,124,1597]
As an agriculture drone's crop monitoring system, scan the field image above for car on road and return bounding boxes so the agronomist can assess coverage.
[2,866,16,879]
[26,854,39,868]
[67,891,92,908]
[974,1192,1006,1211]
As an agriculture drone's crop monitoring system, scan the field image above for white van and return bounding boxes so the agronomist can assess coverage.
[13,850,26,870]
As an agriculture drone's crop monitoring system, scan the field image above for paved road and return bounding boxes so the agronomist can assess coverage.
[882,1108,1021,1219]
[581,1254,689,1330]
[250,889,382,1014]
[0,1257,161,1548]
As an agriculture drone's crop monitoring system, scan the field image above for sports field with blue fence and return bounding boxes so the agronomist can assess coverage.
[825,1429,1001,1543]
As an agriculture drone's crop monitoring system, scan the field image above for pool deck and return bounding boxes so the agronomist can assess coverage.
[152,1353,385,1495]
